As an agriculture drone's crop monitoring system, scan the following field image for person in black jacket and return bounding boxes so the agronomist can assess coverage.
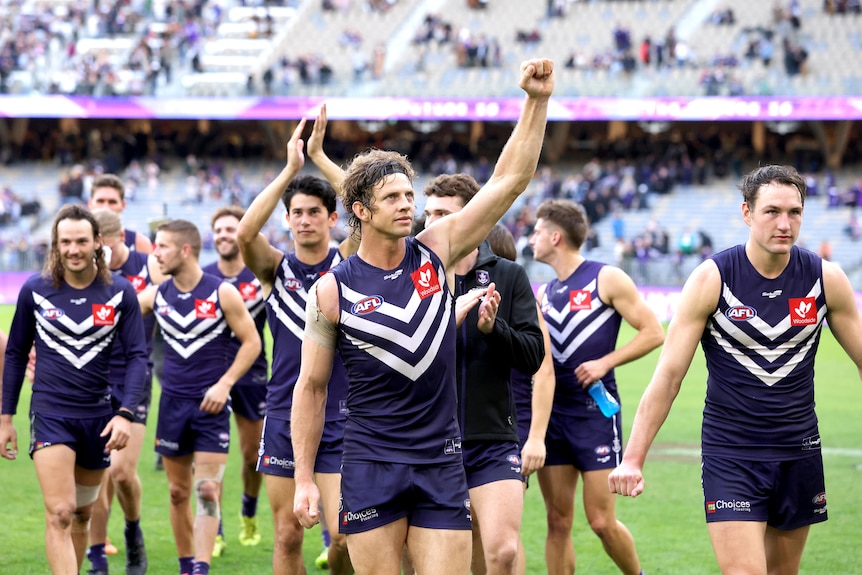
[423,173,544,575]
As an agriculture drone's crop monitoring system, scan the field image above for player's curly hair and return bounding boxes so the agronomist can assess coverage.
[43,204,112,288]
[341,149,415,234]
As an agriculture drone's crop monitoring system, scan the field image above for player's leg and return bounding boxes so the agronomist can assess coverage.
[471,518,487,575]
[265,475,305,575]
[581,468,641,575]
[317,472,351,575]
[233,410,264,546]
[111,421,147,574]
[405,527,472,575]
[191,451,228,569]
[469,479,523,575]
[162,454,195,559]
[708,521,768,574]
[346,520,409,575]
[87,467,114,574]
[537,464,578,575]
[764,525,809,575]
[71,465,107,574]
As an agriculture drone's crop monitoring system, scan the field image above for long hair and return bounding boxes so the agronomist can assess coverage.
[341,149,415,231]
[43,204,112,288]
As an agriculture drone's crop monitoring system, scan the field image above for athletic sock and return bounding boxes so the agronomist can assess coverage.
[322,527,331,548]
[88,544,108,571]
[124,518,143,544]
[192,561,210,575]
[217,518,224,537]
[179,556,194,575]
[241,493,258,518]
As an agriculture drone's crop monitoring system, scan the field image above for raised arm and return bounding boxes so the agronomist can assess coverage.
[608,260,719,498]
[419,58,554,269]
[292,274,339,528]
[821,260,862,379]
[307,103,346,197]
[237,119,307,294]
[200,283,263,414]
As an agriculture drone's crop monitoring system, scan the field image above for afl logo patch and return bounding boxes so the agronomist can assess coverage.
[283,278,302,291]
[40,308,65,320]
[725,306,757,321]
[352,296,384,315]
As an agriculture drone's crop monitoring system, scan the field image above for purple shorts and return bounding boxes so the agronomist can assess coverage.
[29,412,112,470]
[256,416,344,477]
[462,440,524,489]
[702,453,828,529]
[339,460,472,534]
[154,393,231,457]
[230,383,267,421]
[544,411,623,471]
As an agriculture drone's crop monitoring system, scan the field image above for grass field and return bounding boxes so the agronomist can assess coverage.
[1,304,861,574]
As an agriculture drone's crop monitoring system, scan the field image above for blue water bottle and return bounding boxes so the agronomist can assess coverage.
[588,380,620,418]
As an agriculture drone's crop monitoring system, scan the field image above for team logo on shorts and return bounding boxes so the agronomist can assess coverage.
[812,492,827,505]
[507,454,521,466]
[92,304,115,326]
[476,270,490,286]
[239,282,257,301]
[569,290,591,311]
[706,501,716,514]
[283,278,302,291]
[595,445,611,456]
[126,275,147,293]
[725,305,757,321]
[411,262,442,299]
[40,308,64,320]
[195,299,217,319]
[789,297,817,326]
[33,441,52,451]
[352,296,384,315]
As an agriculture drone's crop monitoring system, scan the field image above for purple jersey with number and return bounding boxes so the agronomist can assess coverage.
[332,237,462,465]
[539,260,623,416]
[702,244,825,461]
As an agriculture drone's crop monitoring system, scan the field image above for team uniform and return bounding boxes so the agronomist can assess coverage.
[153,273,234,457]
[701,244,828,528]
[256,249,348,478]
[112,250,157,424]
[203,263,268,421]
[454,242,543,488]
[539,260,624,472]
[512,369,533,451]
[331,237,471,534]
[125,228,141,251]
[1,273,148,468]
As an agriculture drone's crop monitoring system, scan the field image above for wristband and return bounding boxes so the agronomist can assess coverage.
[116,410,135,422]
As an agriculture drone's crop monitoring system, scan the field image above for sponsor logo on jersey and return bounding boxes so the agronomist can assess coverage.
[411,262,442,299]
[195,299,217,319]
[476,270,490,286]
[342,507,379,525]
[444,437,462,455]
[283,278,302,291]
[384,269,403,281]
[156,304,174,315]
[802,433,821,450]
[762,289,783,298]
[70,297,87,305]
[812,492,827,505]
[351,295,384,315]
[789,297,817,326]
[126,275,147,293]
[725,305,757,321]
[239,282,257,301]
[569,290,591,311]
[40,308,65,320]
[92,304,115,326]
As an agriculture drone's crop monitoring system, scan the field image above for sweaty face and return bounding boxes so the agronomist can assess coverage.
[56,218,100,276]
[213,215,240,260]
[423,195,465,227]
[287,193,337,249]
[744,182,803,257]
[89,187,125,214]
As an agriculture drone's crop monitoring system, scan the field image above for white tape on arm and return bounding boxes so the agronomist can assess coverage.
[305,282,338,349]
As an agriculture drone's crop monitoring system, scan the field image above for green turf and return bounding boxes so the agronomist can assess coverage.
[1,305,861,574]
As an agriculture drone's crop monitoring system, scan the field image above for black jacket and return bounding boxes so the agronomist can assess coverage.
[454,241,544,442]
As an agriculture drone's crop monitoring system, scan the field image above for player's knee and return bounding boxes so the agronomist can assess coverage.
[273,522,304,555]
[169,482,191,506]
[545,507,574,533]
[110,464,137,489]
[46,504,76,531]
[195,478,220,518]
[484,539,519,570]
[73,506,93,525]
[587,515,614,539]
[330,530,348,552]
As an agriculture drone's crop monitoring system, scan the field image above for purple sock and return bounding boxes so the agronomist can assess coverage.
[192,561,210,575]
[241,493,258,518]
[125,518,142,545]
[322,527,331,547]
[88,544,108,571]
[179,556,194,575]
[218,518,224,537]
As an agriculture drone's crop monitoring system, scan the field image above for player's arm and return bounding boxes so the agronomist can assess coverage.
[522,303,555,476]
[577,266,665,386]
[292,275,338,528]
[307,103,346,198]
[609,260,719,498]
[137,284,157,316]
[821,260,862,379]
[134,233,153,254]
[418,58,554,268]
[238,120,306,294]
[1,288,37,460]
[200,283,263,414]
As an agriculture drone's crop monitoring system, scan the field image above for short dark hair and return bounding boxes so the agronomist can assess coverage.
[341,149,415,230]
[535,199,589,250]
[282,175,338,214]
[738,165,806,208]
[91,174,125,201]
[423,173,480,207]
[157,219,202,258]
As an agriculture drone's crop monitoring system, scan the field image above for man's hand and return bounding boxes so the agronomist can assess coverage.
[101,416,131,452]
[200,381,231,414]
[520,436,546,476]
[519,58,555,99]
[285,118,307,174]
[476,283,500,334]
[0,417,17,460]
[455,289,483,328]
[574,359,609,389]
[307,103,328,160]
[608,461,646,498]
[294,479,322,529]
